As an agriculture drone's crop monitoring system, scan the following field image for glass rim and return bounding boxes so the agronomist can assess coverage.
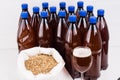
[73,46,92,58]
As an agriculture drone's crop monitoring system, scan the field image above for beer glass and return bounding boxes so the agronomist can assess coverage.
[72,47,93,80]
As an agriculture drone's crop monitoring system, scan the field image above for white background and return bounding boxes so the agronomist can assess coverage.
[0,0,120,80]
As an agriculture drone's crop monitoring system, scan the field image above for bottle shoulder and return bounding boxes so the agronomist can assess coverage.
[17,19,35,41]
[31,14,41,25]
[49,14,58,23]
[97,17,108,29]
[65,23,80,43]
[20,19,31,28]
[78,18,88,29]
[97,17,109,40]
[84,24,102,52]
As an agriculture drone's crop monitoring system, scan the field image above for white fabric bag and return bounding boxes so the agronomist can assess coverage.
[17,47,65,80]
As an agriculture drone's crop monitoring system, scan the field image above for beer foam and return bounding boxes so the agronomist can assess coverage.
[73,47,92,58]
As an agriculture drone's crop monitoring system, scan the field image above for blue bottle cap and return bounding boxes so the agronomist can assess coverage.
[21,12,28,19]
[33,7,39,13]
[89,16,97,24]
[68,6,75,13]
[68,15,77,22]
[58,11,66,17]
[50,6,56,13]
[21,3,28,10]
[42,2,48,8]
[40,11,48,18]
[97,9,104,16]
[79,10,87,17]
[77,1,84,7]
[60,2,66,8]
[87,5,93,12]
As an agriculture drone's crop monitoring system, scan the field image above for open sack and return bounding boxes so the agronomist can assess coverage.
[17,47,65,80]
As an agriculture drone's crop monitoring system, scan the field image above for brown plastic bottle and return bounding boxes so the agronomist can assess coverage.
[76,1,84,20]
[86,5,94,22]
[49,6,58,47]
[64,15,82,78]
[19,3,31,26]
[17,12,36,52]
[55,11,68,61]
[31,7,41,46]
[97,9,109,70]
[77,10,88,45]
[37,11,52,47]
[84,16,102,80]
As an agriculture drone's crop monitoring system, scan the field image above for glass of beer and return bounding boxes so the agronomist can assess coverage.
[72,47,93,80]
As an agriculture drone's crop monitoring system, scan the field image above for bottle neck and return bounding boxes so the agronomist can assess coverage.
[90,23,96,25]
[42,8,49,13]
[22,9,28,12]
[42,17,47,20]
[98,15,104,17]
[78,16,87,24]
[78,7,83,10]
[69,12,74,15]
[50,12,57,17]
[22,18,28,20]
[60,8,66,11]
[69,22,76,27]
[70,22,76,24]
[43,8,48,10]
[33,12,39,14]
[89,23,97,32]
[60,7,65,9]
[41,17,48,26]
[87,11,94,18]
[87,11,93,14]
[51,12,56,14]
[59,17,66,22]
[60,17,65,19]
[21,18,30,25]
[81,16,86,18]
